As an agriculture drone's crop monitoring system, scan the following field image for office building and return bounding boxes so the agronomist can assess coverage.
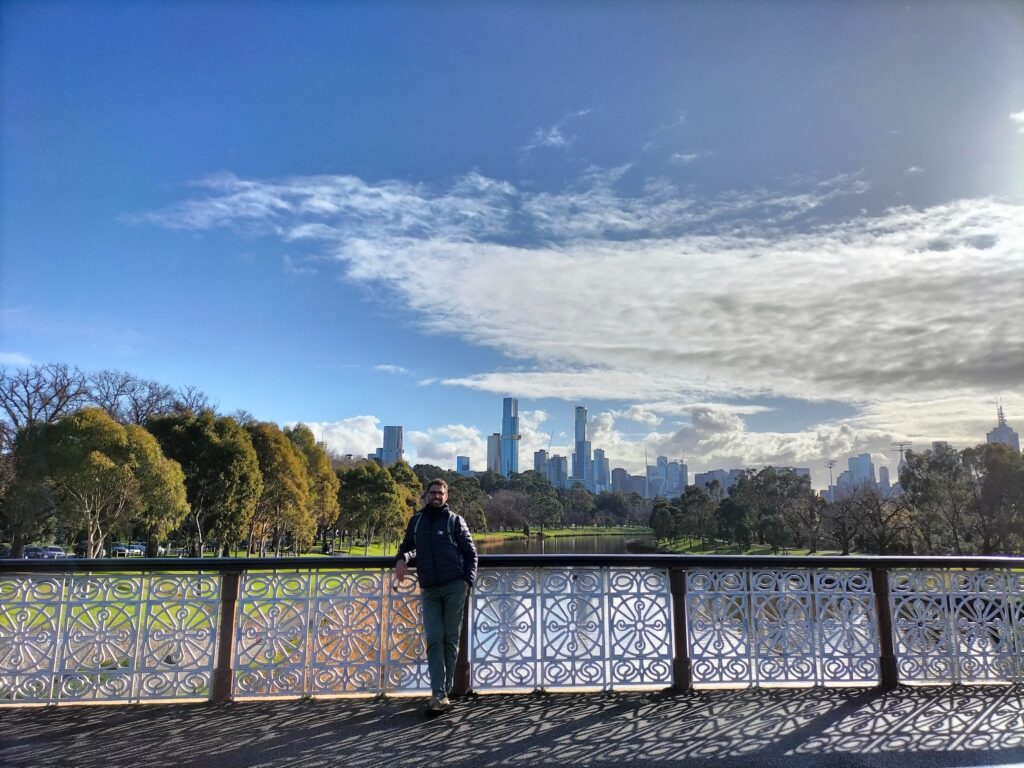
[534,449,549,476]
[611,467,631,492]
[456,456,471,476]
[500,397,521,476]
[987,405,1020,453]
[572,406,592,481]
[549,454,569,488]
[487,433,502,474]
[848,453,876,487]
[369,425,404,467]
[593,448,609,491]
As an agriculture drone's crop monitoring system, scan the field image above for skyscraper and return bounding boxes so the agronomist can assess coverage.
[487,433,502,473]
[572,405,592,481]
[987,404,1021,453]
[593,448,609,491]
[456,456,471,476]
[848,453,876,487]
[369,425,404,467]
[534,449,549,476]
[500,397,521,476]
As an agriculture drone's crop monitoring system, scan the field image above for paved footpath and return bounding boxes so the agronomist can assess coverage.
[2,686,1023,768]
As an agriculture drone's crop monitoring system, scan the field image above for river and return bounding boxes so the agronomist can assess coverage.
[475,532,656,555]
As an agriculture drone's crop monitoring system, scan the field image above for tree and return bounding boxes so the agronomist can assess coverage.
[8,409,189,559]
[821,496,860,556]
[285,424,341,549]
[337,462,405,554]
[387,460,423,525]
[715,495,754,550]
[649,500,674,541]
[510,472,561,528]
[674,485,714,547]
[853,485,912,555]
[126,424,190,556]
[146,410,262,557]
[1,423,59,556]
[248,422,311,556]
[486,490,534,531]
[901,445,972,554]
[87,369,176,425]
[0,363,90,448]
[446,475,488,531]
[594,491,631,526]
[560,486,596,526]
[962,443,1024,554]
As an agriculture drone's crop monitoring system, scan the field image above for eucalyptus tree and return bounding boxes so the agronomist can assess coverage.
[962,443,1024,554]
[446,475,487,531]
[336,461,405,554]
[285,424,341,549]
[6,409,188,558]
[900,445,972,554]
[146,410,262,557]
[248,422,311,556]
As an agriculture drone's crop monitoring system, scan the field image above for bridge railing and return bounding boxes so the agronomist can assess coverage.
[1,554,1021,705]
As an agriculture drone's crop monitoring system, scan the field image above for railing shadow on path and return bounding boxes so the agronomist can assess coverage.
[1,686,1022,768]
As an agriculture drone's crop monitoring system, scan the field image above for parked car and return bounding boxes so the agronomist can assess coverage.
[0,545,12,558]
[127,542,145,556]
[41,546,67,559]
[74,541,107,558]
[111,542,131,557]
[24,546,45,559]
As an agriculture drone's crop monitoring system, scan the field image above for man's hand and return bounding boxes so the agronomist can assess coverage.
[394,558,409,586]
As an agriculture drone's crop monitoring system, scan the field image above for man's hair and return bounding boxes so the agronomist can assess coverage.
[427,478,448,492]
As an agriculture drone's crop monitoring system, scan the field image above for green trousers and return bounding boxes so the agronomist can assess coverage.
[421,579,468,696]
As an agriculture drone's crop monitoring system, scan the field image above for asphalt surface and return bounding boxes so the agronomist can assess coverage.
[2,686,1023,768]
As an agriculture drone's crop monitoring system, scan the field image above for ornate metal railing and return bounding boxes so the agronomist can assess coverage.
[1,554,1021,705]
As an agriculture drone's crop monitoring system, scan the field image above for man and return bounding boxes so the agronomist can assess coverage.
[394,478,477,715]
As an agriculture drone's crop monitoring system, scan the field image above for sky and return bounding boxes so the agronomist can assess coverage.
[2,1,1023,489]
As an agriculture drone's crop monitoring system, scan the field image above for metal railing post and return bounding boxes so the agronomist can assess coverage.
[871,567,899,690]
[669,567,692,691]
[212,570,241,702]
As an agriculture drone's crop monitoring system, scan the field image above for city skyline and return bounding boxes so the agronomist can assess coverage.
[2,2,1022,493]
[358,397,1018,493]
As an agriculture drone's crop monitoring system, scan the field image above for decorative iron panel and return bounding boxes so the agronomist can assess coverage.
[0,572,219,704]
[686,569,879,687]
[232,569,427,698]
[890,569,1022,683]
[470,567,673,691]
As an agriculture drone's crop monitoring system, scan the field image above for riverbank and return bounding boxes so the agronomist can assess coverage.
[474,526,652,544]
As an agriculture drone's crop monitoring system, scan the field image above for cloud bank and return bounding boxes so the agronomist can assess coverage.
[147,168,1023,480]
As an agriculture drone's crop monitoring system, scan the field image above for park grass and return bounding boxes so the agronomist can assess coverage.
[657,538,847,556]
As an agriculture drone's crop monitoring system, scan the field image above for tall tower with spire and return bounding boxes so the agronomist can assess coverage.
[986,403,1020,453]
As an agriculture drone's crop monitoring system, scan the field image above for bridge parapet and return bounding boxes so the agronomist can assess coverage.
[1,554,1021,705]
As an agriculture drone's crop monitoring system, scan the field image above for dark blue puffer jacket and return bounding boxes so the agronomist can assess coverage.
[395,504,478,589]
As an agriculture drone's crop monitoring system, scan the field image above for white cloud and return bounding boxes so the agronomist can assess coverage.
[283,254,317,276]
[905,165,925,174]
[406,423,486,469]
[1010,110,1024,133]
[374,364,411,375]
[302,416,382,460]
[670,152,701,164]
[146,169,1023,470]
[520,109,593,155]
[0,352,33,366]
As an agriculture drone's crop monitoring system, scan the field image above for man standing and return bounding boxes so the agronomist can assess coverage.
[394,478,477,715]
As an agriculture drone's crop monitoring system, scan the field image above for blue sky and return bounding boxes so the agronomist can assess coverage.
[2,1,1022,488]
